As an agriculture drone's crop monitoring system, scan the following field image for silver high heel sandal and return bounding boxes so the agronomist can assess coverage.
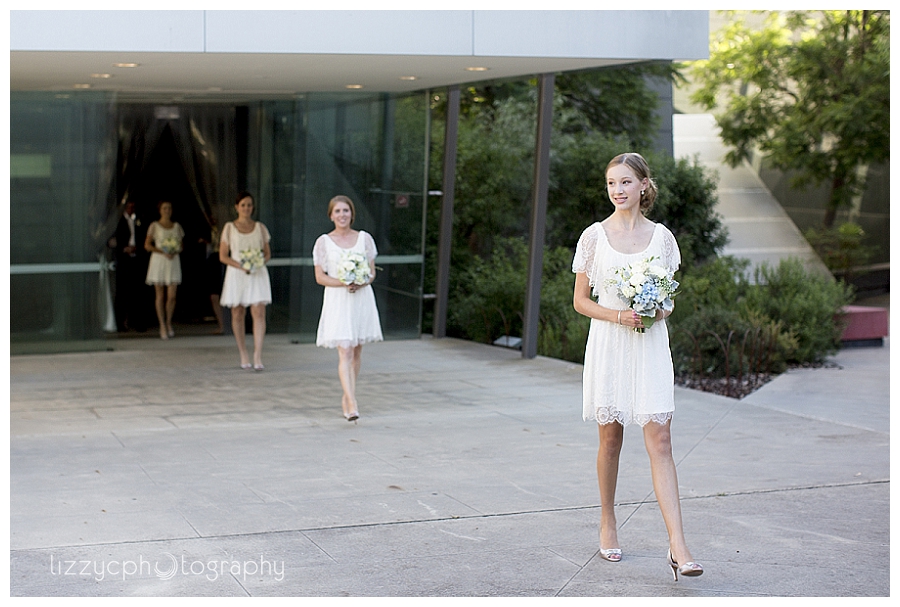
[667,549,703,580]
[598,524,622,562]
[599,548,622,562]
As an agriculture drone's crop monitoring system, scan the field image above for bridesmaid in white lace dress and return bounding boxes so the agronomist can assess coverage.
[219,192,272,370]
[313,195,383,422]
[572,153,703,580]
[144,200,184,340]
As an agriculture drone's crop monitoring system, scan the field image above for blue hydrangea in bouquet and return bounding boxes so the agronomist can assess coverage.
[607,256,679,333]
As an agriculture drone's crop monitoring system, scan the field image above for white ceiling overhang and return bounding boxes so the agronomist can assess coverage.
[10,50,636,100]
[10,9,708,101]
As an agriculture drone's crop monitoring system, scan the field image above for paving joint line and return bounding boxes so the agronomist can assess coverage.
[10,479,887,555]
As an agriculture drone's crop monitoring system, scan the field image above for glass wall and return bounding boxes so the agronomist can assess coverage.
[247,92,429,342]
[9,91,429,353]
[10,92,117,353]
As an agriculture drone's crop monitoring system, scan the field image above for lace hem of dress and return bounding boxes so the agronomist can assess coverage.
[221,298,271,308]
[317,335,383,349]
[588,407,673,427]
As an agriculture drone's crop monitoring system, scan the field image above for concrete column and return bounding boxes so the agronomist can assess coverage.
[521,73,555,359]
[432,86,460,338]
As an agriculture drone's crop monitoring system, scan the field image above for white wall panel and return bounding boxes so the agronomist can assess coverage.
[10,11,206,52]
[473,10,708,60]
[12,10,707,60]
[205,10,474,55]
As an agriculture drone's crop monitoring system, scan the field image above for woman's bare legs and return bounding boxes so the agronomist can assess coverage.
[642,419,695,566]
[337,345,362,418]
[164,285,177,336]
[154,285,168,339]
[231,305,250,367]
[352,344,362,385]
[210,294,224,334]
[597,422,624,551]
[250,303,266,367]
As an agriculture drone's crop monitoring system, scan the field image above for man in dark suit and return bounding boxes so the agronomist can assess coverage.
[111,199,149,331]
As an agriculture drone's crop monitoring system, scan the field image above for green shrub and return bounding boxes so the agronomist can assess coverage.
[669,256,853,377]
[450,238,527,344]
[669,257,767,376]
[675,256,751,313]
[450,237,589,363]
[536,245,591,363]
[744,258,854,363]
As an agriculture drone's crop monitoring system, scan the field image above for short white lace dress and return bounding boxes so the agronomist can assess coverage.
[313,231,384,349]
[219,221,272,307]
[145,222,184,286]
[572,222,681,426]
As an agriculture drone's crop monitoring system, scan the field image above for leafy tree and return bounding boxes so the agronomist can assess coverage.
[802,222,877,284]
[690,10,890,227]
[555,62,684,150]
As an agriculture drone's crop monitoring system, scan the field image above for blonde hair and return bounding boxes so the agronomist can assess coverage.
[327,195,356,224]
[606,152,658,214]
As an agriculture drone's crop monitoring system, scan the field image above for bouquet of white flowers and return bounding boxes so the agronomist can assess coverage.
[159,236,181,255]
[336,251,371,286]
[607,256,679,333]
[239,248,265,273]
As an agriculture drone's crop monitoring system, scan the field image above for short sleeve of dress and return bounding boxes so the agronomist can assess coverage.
[659,225,681,273]
[312,235,328,267]
[258,222,271,244]
[175,223,185,241]
[363,231,378,260]
[220,222,233,247]
[572,223,599,284]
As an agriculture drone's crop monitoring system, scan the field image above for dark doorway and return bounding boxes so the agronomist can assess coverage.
[132,124,215,326]
[114,104,240,336]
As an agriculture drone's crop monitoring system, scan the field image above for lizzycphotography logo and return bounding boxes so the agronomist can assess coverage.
[49,553,284,582]
[155,552,178,581]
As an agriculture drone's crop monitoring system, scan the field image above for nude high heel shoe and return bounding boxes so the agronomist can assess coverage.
[667,549,703,580]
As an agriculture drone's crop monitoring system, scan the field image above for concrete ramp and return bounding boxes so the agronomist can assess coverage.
[673,114,830,277]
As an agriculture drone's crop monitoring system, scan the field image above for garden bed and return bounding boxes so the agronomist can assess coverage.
[675,360,841,400]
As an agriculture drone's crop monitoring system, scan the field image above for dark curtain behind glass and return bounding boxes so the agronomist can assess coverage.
[102,104,238,328]
[109,104,237,242]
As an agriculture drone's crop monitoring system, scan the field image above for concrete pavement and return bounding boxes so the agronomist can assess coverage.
[9,334,890,597]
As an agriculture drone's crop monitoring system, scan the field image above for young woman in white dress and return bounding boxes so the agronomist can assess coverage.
[219,192,272,370]
[313,195,383,422]
[572,153,703,580]
[144,200,184,340]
